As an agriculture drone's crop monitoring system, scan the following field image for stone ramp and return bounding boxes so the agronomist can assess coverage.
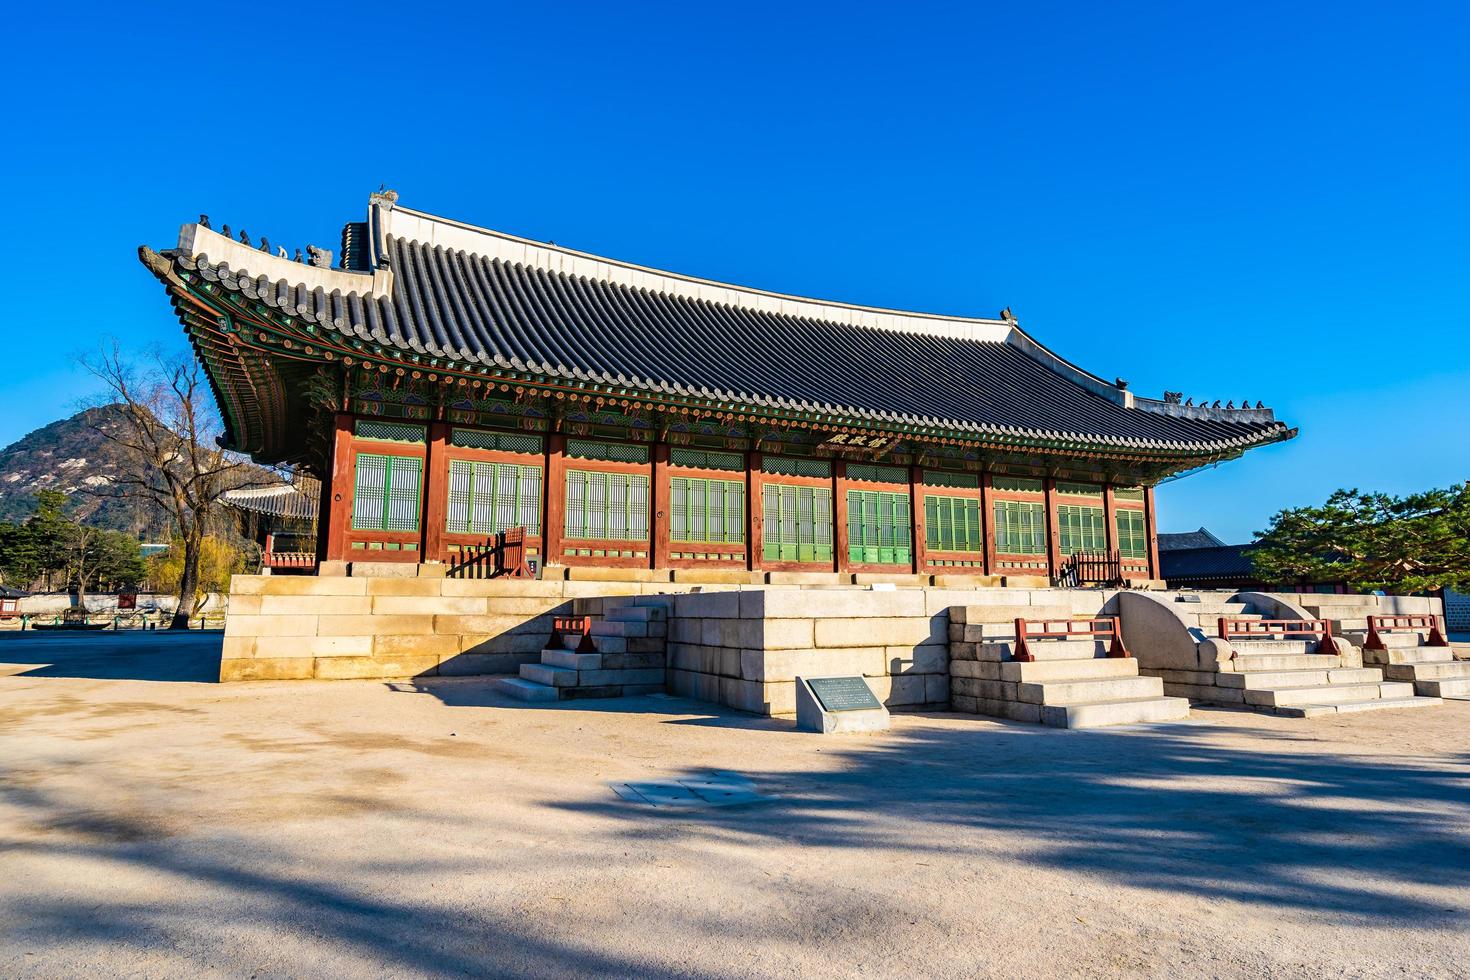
[949,606,1190,729]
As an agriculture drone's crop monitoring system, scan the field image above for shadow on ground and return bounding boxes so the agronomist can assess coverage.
[0,631,223,683]
[4,676,1470,974]
[554,714,1470,924]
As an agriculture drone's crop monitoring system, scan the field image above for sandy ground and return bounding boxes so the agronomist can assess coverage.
[1,632,1468,979]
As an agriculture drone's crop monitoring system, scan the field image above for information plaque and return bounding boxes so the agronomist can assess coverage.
[807,676,882,713]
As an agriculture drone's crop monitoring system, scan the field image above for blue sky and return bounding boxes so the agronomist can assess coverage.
[2,2,1466,541]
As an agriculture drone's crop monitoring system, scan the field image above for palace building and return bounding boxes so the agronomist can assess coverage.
[139,190,1294,585]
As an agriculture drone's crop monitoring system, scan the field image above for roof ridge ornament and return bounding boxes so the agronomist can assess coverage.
[371,186,399,210]
[999,306,1017,323]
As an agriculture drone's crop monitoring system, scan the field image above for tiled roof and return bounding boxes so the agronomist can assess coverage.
[221,480,319,520]
[144,195,1296,459]
[1158,527,1228,551]
[1160,544,1259,582]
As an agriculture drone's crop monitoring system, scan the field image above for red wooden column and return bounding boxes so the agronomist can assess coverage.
[324,413,354,562]
[1044,477,1062,579]
[421,421,450,562]
[1145,486,1162,580]
[833,460,850,575]
[747,450,763,572]
[980,473,997,577]
[543,434,568,569]
[651,441,671,570]
[908,464,926,574]
[1102,484,1119,557]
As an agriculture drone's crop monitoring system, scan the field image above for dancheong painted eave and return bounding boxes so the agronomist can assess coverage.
[137,190,1295,465]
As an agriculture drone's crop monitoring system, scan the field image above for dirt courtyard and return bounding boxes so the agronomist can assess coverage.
[1,632,1468,978]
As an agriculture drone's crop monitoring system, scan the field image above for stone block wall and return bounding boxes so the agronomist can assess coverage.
[222,575,586,681]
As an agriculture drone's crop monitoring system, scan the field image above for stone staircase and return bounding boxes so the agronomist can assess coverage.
[950,608,1191,729]
[1124,592,1441,718]
[496,597,669,702]
[1301,600,1470,701]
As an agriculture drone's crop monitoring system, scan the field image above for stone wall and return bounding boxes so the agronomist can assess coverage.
[665,588,950,715]
[662,586,1123,716]
[224,576,579,681]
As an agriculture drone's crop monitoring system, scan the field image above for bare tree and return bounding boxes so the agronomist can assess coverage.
[78,343,275,628]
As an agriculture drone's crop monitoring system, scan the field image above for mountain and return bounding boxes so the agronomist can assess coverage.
[0,406,278,536]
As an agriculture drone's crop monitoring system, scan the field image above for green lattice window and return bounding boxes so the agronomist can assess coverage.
[670,448,743,471]
[1116,509,1148,559]
[761,484,832,562]
[670,477,744,544]
[566,439,650,464]
[925,495,983,553]
[923,470,980,489]
[1114,487,1146,503]
[450,428,544,454]
[1056,481,1102,498]
[1058,504,1106,553]
[565,469,649,540]
[352,454,423,531]
[447,460,541,536]
[994,499,1046,554]
[354,420,426,444]
[762,456,832,479]
[992,476,1044,493]
[846,490,912,565]
[846,463,906,484]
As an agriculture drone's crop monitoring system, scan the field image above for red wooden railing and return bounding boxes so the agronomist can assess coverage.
[550,615,595,653]
[1218,617,1335,655]
[263,534,317,570]
[1365,614,1449,651]
[448,528,532,580]
[1013,616,1129,661]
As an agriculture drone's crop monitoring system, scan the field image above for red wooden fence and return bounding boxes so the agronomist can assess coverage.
[1013,616,1129,661]
[1365,614,1449,650]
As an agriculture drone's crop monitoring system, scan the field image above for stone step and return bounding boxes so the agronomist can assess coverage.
[1000,657,1140,683]
[1243,681,1415,708]
[542,649,602,670]
[1382,661,1470,681]
[1014,638,1111,660]
[1359,646,1452,666]
[495,677,559,702]
[1362,633,1430,649]
[1275,695,1442,718]
[1317,617,1370,632]
[1018,675,1164,706]
[1412,677,1470,699]
[1217,666,1383,690]
[605,605,665,622]
[520,663,579,687]
[590,619,663,638]
[1175,600,1251,615]
[561,683,664,700]
[1224,639,1318,654]
[625,595,675,609]
[1296,596,1380,608]
[1231,653,1343,672]
[576,667,666,687]
[1040,696,1191,729]
[971,639,1109,663]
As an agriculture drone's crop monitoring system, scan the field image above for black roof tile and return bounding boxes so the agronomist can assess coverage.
[160,212,1295,457]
